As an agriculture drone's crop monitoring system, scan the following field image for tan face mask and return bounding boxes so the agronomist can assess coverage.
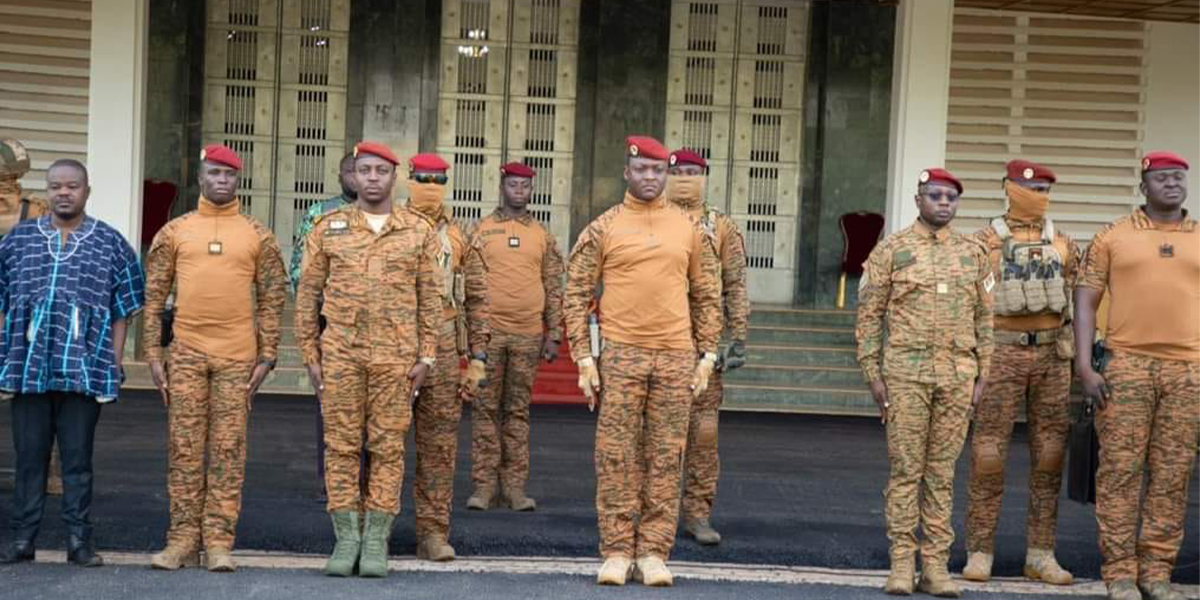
[406,180,446,217]
[667,175,706,212]
[1005,180,1050,222]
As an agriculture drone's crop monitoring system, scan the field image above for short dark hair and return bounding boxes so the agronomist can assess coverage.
[340,152,355,166]
[47,158,88,185]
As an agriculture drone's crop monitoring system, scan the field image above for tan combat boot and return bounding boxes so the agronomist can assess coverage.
[416,536,456,562]
[466,488,496,511]
[918,562,962,598]
[683,518,721,546]
[1107,580,1143,600]
[1024,548,1072,585]
[632,555,673,587]
[962,551,993,582]
[884,554,915,595]
[150,543,200,570]
[1140,581,1184,600]
[596,556,633,586]
[205,548,235,573]
[505,490,537,512]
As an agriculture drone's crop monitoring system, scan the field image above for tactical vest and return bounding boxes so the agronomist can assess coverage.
[698,207,724,297]
[992,217,1069,317]
[436,221,465,308]
[0,197,35,239]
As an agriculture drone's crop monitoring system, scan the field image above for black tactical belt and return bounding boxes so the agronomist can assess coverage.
[995,328,1058,346]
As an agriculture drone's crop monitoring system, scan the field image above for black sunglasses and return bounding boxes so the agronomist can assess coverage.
[411,173,448,185]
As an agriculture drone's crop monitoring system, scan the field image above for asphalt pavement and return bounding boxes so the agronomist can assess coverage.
[0,391,1196,599]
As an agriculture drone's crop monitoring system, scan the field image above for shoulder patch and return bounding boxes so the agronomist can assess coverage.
[892,248,916,269]
[983,271,996,293]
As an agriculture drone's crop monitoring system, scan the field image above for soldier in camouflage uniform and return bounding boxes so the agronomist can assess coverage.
[856,168,993,597]
[963,160,1078,586]
[289,151,358,500]
[144,145,288,573]
[1074,151,1198,600]
[564,136,721,587]
[664,148,749,546]
[403,152,490,562]
[296,141,441,578]
[466,162,563,513]
[0,139,59,496]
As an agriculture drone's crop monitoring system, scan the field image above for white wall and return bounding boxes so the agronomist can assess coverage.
[1144,22,1200,216]
[884,0,955,233]
[86,0,149,245]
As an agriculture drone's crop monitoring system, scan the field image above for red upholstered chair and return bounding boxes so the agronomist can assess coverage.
[141,179,178,249]
[838,211,885,308]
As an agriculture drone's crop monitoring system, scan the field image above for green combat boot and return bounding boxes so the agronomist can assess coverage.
[324,511,361,577]
[357,511,394,578]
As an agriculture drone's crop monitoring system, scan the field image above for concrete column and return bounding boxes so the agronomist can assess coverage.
[1145,22,1200,216]
[86,0,149,245]
[883,0,954,233]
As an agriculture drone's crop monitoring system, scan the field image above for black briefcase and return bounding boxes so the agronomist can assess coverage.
[1067,398,1099,505]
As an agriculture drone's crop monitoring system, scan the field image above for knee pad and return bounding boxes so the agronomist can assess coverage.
[1035,446,1064,473]
[974,443,1004,476]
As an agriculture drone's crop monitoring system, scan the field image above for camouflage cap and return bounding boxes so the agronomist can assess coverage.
[0,138,31,180]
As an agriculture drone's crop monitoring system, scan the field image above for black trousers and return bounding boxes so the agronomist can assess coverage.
[9,392,101,541]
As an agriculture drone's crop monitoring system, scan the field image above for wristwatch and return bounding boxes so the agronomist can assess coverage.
[259,359,277,370]
[471,351,488,363]
[700,352,718,363]
[419,357,437,368]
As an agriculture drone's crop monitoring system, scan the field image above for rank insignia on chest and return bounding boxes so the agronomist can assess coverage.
[208,241,223,255]
[936,282,948,294]
[1160,243,1174,258]
[508,236,520,248]
[327,219,349,235]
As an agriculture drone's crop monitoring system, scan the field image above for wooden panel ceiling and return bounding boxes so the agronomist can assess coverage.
[952,0,1199,23]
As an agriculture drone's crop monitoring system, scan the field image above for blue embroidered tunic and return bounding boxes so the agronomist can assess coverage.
[0,216,145,399]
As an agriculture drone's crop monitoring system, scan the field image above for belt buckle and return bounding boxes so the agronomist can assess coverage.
[1019,332,1032,346]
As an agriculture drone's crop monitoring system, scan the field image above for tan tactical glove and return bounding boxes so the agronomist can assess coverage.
[692,353,717,398]
[577,357,601,412]
[460,358,488,399]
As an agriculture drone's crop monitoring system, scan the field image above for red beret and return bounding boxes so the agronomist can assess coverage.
[626,135,668,161]
[1142,151,1189,173]
[918,168,963,194]
[353,141,400,165]
[200,144,242,171]
[409,152,449,172]
[669,148,707,169]
[500,162,536,178]
[1006,159,1056,183]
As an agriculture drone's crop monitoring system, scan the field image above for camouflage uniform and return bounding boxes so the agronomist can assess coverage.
[143,202,288,553]
[470,209,563,501]
[856,219,993,570]
[1080,210,1200,587]
[681,208,749,524]
[407,207,490,543]
[564,194,721,561]
[295,204,441,515]
[966,217,1079,554]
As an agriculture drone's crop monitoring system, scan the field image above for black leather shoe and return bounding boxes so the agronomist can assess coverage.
[67,535,103,567]
[0,540,35,564]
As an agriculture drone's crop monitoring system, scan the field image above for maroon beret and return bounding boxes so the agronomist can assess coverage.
[669,148,707,169]
[408,152,449,172]
[1006,159,1056,183]
[626,135,668,160]
[918,167,963,194]
[200,144,242,171]
[500,162,536,178]
[1142,151,1189,173]
[353,141,400,165]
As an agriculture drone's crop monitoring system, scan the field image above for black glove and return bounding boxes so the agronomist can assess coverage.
[721,340,746,371]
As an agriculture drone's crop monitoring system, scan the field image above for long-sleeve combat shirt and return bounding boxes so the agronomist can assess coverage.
[474,208,564,339]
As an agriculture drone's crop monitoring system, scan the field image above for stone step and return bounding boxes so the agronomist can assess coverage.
[744,344,858,368]
[748,306,856,328]
[723,383,875,416]
[723,364,862,389]
[747,325,855,347]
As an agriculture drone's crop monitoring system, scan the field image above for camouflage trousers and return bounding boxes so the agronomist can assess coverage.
[320,340,413,515]
[1096,349,1199,585]
[165,341,253,551]
[966,342,1071,553]
[681,370,722,521]
[471,330,542,497]
[413,321,462,541]
[596,340,692,560]
[885,377,974,566]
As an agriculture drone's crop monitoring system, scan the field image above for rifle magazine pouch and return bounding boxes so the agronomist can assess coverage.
[999,278,1026,313]
[1045,274,1067,313]
[1023,277,1049,313]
